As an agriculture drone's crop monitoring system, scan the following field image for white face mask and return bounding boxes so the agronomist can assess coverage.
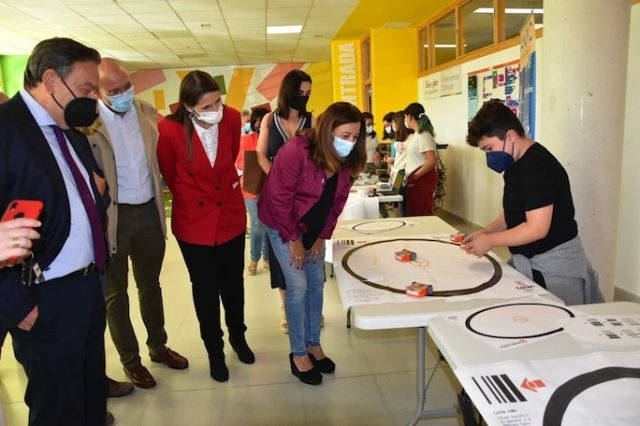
[193,107,223,125]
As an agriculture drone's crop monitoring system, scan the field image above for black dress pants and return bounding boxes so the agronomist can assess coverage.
[11,271,106,426]
[178,233,246,355]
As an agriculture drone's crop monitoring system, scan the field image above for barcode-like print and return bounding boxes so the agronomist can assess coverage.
[471,374,527,405]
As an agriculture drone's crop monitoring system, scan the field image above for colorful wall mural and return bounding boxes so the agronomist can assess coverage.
[131,61,334,119]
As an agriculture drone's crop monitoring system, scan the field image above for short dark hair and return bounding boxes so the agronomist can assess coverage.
[277,69,312,119]
[467,99,525,147]
[24,37,101,88]
[250,107,269,133]
[362,112,373,121]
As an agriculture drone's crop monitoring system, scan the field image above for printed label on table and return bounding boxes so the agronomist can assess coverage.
[556,315,640,346]
[455,351,640,425]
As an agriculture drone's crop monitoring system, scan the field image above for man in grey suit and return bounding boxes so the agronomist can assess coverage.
[87,58,188,389]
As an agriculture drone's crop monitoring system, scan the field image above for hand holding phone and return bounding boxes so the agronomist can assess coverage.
[0,200,43,268]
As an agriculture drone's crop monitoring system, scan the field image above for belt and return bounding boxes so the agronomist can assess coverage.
[119,198,154,207]
[64,262,98,279]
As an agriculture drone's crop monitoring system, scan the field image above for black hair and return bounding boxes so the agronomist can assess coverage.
[24,37,101,88]
[250,107,269,133]
[404,102,434,136]
[466,99,525,147]
[168,70,221,162]
[382,111,395,140]
[277,69,312,119]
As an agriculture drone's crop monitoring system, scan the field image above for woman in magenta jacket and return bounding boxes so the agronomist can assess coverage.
[258,102,367,385]
[157,70,253,383]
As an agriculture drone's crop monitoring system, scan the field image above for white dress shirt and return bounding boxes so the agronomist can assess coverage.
[20,89,94,279]
[98,100,154,204]
[192,119,219,167]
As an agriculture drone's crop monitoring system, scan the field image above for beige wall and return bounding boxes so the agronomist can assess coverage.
[615,3,640,299]
[418,42,543,228]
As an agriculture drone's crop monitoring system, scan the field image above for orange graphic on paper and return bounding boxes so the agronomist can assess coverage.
[520,378,546,392]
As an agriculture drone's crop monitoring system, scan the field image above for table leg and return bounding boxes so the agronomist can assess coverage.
[408,326,458,426]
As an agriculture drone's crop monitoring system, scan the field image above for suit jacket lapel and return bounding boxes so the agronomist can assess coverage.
[13,96,67,201]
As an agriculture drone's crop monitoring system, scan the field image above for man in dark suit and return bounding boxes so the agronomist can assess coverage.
[0,37,109,426]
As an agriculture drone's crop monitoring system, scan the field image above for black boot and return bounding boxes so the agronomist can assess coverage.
[229,335,255,364]
[209,352,229,382]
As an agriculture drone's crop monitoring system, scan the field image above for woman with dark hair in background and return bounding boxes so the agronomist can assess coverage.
[258,102,367,385]
[157,70,254,383]
[403,102,438,216]
[256,69,313,333]
[385,111,412,216]
[362,112,379,174]
[236,107,270,275]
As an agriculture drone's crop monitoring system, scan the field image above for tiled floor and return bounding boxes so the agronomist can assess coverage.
[0,213,480,426]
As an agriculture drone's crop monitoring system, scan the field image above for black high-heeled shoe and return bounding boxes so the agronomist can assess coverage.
[289,353,322,385]
[308,353,336,374]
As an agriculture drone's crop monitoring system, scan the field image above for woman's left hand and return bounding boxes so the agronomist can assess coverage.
[307,239,325,263]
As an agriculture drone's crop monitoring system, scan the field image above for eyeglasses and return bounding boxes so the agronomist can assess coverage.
[103,82,133,97]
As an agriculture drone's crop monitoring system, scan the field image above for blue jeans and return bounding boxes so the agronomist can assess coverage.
[265,226,324,356]
[244,197,269,262]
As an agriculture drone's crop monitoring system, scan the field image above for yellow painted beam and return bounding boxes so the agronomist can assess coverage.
[226,67,255,110]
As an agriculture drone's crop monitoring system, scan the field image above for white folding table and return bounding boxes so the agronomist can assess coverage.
[332,216,560,426]
[427,301,640,425]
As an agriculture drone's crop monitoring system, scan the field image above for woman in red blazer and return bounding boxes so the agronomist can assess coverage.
[157,70,253,382]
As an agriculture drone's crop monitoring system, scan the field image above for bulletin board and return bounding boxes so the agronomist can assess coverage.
[467,59,520,121]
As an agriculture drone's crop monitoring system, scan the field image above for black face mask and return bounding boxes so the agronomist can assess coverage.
[290,95,309,113]
[52,77,99,128]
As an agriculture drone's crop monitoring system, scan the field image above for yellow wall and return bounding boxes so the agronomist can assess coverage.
[370,28,418,131]
[305,60,334,116]
[331,40,363,109]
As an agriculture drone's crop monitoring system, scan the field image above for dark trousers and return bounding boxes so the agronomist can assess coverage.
[177,233,246,356]
[105,201,167,368]
[11,271,106,426]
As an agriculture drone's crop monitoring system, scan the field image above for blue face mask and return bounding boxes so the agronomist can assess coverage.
[333,135,355,158]
[486,139,514,173]
[108,86,135,113]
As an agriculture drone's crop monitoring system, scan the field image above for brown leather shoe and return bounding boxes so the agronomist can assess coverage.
[150,347,189,370]
[124,364,156,388]
[107,376,135,398]
[105,411,115,426]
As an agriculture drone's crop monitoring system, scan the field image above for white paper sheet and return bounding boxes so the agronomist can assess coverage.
[454,351,640,426]
[334,235,549,310]
[443,297,584,350]
[556,315,640,347]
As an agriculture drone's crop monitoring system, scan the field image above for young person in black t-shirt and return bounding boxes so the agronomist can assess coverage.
[462,99,602,305]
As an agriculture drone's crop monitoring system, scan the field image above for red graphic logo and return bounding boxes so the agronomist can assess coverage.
[521,378,546,392]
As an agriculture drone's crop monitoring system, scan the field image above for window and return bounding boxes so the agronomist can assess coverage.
[504,0,544,39]
[433,11,456,66]
[461,0,495,54]
[361,38,371,82]
[419,27,430,71]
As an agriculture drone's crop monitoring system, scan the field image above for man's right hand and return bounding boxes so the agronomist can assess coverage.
[17,306,39,331]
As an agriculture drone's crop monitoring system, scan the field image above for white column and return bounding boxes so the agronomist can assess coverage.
[540,0,631,301]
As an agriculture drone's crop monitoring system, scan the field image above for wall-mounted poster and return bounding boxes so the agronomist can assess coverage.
[467,59,520,122]
[520,13,537,139]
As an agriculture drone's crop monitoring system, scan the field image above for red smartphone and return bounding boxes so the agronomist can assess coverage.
[1,200,44,222]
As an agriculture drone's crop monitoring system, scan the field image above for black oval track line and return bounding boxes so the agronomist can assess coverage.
[542,367,640,426]
[341,238,502,296]
[465,303,575,339]
[351,220,408,233]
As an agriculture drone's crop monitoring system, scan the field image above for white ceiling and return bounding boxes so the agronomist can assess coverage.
[0,0,358,70]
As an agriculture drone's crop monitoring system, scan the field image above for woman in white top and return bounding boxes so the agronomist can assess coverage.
[402,103,438,216]
[362,112,379,174]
